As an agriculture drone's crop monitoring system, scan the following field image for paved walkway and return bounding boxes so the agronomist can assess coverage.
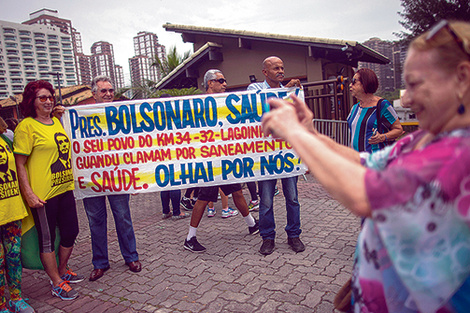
[22,174,360,312]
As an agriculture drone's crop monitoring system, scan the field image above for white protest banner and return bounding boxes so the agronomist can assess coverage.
[62,87,307,199]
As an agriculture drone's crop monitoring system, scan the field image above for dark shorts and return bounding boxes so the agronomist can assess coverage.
[197,183,242,202]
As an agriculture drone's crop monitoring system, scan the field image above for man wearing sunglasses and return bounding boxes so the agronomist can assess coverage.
[248,56,305,256]
[83,76,142,281]
[183,69,259,253]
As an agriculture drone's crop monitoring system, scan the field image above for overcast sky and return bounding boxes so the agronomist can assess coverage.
[0,0,406,83]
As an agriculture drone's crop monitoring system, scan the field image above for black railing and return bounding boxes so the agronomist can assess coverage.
[303,78,350,121]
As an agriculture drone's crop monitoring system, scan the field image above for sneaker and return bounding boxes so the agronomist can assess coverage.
[259,239,275,255]
[181,197,193,211]
[191,198,197,206]
[51,281,79,300]
[60,269,84,283]
[207,207,216,217]
[162,213,172,219]
[288,237,305,253]
[249,219,259,235]
[184,237,206,253]
[9,299,35,313]
[221,207,238,218]
[274,186,280,196]
[248,200,259,212]
[171,212,190,220]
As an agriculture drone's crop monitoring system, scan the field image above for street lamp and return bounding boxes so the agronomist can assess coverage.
[47,72,63,104]
[9,95,20,119]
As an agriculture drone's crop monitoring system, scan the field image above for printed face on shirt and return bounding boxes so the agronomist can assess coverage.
[55,133,70,158]
[93,81,115,103]
[0,145,7,166]
[34,88,54,117]
[262,57,285,86]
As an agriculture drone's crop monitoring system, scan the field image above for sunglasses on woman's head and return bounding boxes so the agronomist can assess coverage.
[36,96,54,102]
[427,20,470,59]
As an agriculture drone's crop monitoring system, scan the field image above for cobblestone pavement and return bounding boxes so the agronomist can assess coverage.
[22,174,360,312]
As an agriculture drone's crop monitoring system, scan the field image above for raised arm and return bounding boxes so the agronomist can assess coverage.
[287,94,361,163]
[262,95,370,216]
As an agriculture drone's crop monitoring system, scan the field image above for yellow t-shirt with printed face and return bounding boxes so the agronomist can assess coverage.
[14,117,74,201]
[0,136,28,225]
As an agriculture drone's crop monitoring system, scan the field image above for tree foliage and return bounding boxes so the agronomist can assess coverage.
[151,45,191,78]
[397,0,470,43]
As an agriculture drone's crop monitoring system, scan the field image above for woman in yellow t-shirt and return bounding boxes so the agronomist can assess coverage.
[14,81,83,301]
[0,117,35,313]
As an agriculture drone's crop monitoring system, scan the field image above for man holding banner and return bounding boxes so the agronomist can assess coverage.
[83,76,142,281]
[183,69,260,253]
[248,56,305,255]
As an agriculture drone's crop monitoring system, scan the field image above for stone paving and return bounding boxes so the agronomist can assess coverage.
[21,174,361,312]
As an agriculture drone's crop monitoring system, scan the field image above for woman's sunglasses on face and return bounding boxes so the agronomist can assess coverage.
[36,96,54,102]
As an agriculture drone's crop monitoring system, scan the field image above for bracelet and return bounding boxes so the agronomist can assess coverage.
[384,134,388,142]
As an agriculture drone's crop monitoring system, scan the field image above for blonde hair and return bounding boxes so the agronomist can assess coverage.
[410,21,470,73]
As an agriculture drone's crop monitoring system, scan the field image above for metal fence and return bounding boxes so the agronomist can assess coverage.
[313,119,350,146]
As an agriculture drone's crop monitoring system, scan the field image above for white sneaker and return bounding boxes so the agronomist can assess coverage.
[207,207,216,217]
[221,207,238,218]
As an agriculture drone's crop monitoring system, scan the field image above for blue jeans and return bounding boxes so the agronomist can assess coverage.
[161,190,182,215]
[83,194,139,269]
[258,176,301,240]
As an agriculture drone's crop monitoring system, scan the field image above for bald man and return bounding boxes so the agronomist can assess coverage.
[247,56,305,255]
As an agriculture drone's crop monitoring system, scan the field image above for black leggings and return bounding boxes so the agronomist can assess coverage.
[30,190,79,253]
[247,182,258,201]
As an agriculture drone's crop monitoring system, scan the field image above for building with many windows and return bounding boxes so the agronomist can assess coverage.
[114,64,125,90]
[359,37,395,92]
[0,19,77,98]
[22,8,91,85]
[90,41,117,86]
[129,31,166,93]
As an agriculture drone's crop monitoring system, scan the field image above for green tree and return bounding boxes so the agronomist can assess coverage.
[397,0,470,43]
[150,87,202,98]
[152,45,191,77]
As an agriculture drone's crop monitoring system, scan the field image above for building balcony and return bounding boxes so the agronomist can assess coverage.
[3,29,16,34]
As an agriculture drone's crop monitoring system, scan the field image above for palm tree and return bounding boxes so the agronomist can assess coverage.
[151,45,191,78]
[150,87,202,98]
